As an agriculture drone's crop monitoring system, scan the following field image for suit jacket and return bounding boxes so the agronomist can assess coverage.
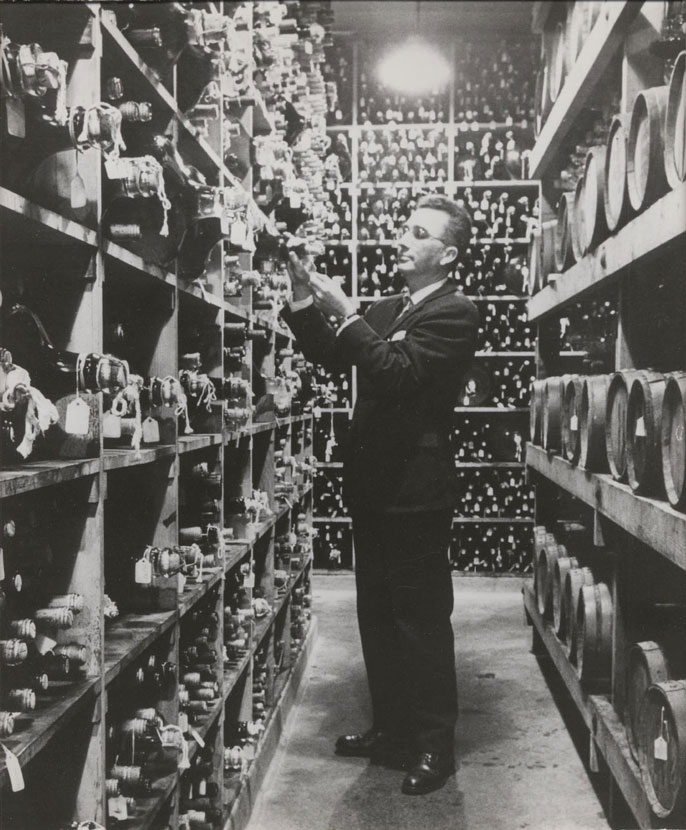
[281,281,479,513]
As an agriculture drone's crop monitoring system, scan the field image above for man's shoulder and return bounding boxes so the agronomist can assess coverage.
[429,284,479,320]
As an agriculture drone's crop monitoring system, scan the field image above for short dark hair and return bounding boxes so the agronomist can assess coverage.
[416,194,472,252]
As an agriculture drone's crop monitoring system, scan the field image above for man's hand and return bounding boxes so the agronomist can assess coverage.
[308,272,355,321]
[286,251,314,302]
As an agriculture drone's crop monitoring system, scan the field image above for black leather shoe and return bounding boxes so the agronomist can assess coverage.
[401,752,454,795]
[336,728,402,758]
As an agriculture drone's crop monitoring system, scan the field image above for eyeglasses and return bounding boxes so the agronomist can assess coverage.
[396,223,446,244]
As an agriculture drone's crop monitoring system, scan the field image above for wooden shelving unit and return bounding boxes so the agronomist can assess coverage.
[526,4,686,827]
[0,4,319,829]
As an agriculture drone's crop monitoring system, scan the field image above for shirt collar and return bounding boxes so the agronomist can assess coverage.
[408,278,449,306]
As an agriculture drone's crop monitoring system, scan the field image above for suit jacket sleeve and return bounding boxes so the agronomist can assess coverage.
[337,298,479,399]
[280,303,350,373]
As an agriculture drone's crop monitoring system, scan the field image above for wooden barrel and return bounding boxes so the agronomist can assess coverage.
[579,374,609,472]
[527,228,541,295]
[662,372,686,511]
[534,58,550,138]
[575,581,613,689]
[552,553,579,637]
[637,680,686,819]
[627,371,667,496]
[565,1,592,73]
[563,566,595,658]
[548,22,567,105]
[581,145,608,252]
[542,376,565,452]
[570,174,586,262]
[536,538,565,619]
[664,51,686,190]
[561,374,584,464]
[533,529,554,592]
[604,114,633,233]
[530,379,545,444]
[539,218,557,289]
[625,641,672,763]
[627,85,669,213]
[605,369,642,482]
[554,191,576,272]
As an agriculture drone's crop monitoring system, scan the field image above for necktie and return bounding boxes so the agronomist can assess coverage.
[397,292,412,319]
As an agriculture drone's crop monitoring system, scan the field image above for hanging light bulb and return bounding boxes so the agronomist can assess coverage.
[377,36,451,96]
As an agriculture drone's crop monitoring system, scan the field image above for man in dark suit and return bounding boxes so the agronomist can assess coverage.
[281,194,479,795]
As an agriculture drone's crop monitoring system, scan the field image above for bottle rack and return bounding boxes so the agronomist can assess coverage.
[313,36,543,572]
[0,4,324,828]
[526,3,686,828]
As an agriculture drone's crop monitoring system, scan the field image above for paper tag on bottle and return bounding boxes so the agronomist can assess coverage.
[135,558,152,585]
[570,415,578,432]
[178,711,189,733]
[178,736,190,770]
[104,157,127,180]
[230,219,246,246]
[289,192,302,209]
[142,416,160,444]
[103,412,122,438]
[65,397,90,436]
[635,416,646,438]
[108,795,128,820]
[654,734,668,761]
[1,744,24,792]
[198,777,207,796]
[0,548,5,582]
[177,572,186,594]
[190,727,205,748]
[34,633,57,655]
[221,211,231,236]
[243,569,255,589]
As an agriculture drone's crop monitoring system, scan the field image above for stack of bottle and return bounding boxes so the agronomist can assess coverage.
[311,367,353,408]
[456,184,538,240]
[322,40,352,124]
[453,417,526,463]
[290,576,312,658]
[314,468,348,518]
[179,748,223,830]
[357,65,448,125]
[223,568,251,671]
[476,300,533,351]
[454,126,533,181]
[459,358,535,408]
[179,596,221,730]
[357,126,449,184]
[451,523,535,573]
[453,470,534,519]
[313,522,352,569]
[313,410,349,463]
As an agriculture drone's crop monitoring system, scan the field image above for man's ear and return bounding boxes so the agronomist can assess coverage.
[440,246,458,267]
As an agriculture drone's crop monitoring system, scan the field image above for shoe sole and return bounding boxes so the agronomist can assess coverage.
[401,772,454,795]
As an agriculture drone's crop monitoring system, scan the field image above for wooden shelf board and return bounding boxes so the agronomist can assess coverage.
[103,240,176,287]
[125,772,177,830]
[452,517,534,524]
[178,281,226,310]
[249,420,277,436]
[529,1,643,178]
[313,516,351,523]
[522,582,592,729]
[0,679,98,780]
[223,650,252,703]
[187,697,223,765]
[316,462,344,468]
[178,434,223,454]
[104,609,178,685]
[224,542,251,572]
[103,445,176,471]
[0,458,100,498]
[358,180,537,189]
[526,443,686,571]
[528,183,686,321]
[454,407,529,413]
[467,295,528,301]
[523,583,654,828]
[0,187,98,248]
[456,462,525,468]
[357,238,528,247]
[475,351,536,357]
[179,568,223,619]
[224,301,253,322]
[589,696,654,830]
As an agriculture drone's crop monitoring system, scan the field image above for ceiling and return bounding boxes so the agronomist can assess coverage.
[330,1,535,43]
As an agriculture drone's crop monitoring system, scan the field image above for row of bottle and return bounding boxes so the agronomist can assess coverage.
[459,358,535,408]
[353,39,536,126]
[313,468,348,518]
[476,301,533,352]
[358,126,449,184]
[313,522,353,569]
[453,470,534,519]
[453,417,526,463]
[557,298,618,373]
[450,523,535,573]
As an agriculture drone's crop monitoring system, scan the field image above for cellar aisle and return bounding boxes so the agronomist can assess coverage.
[247,575,610,830]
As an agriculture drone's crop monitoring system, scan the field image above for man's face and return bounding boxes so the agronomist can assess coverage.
[396,207,454,279]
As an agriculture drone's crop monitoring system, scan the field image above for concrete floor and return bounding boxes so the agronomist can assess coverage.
[248,575,610,830]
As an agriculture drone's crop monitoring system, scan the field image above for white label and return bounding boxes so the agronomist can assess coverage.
[104,157,127,180]
[135,558,152,585]
[230,219,246,246]
[178,711,189,733]
[108,795,128,820]
[142,416,160,444]
[103,412,122,438]
[34,633,57,655]
[654,735,668,761]
[0,548,5,582]
[289,192,302,209]
[198,777,207,796]
[570,415,578,432]
[190,727,205,748]
[1,744,25,792]
[635,416,647,438]
[65,397,90,436]
[179,736,190,770]
[243,569,255,589]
